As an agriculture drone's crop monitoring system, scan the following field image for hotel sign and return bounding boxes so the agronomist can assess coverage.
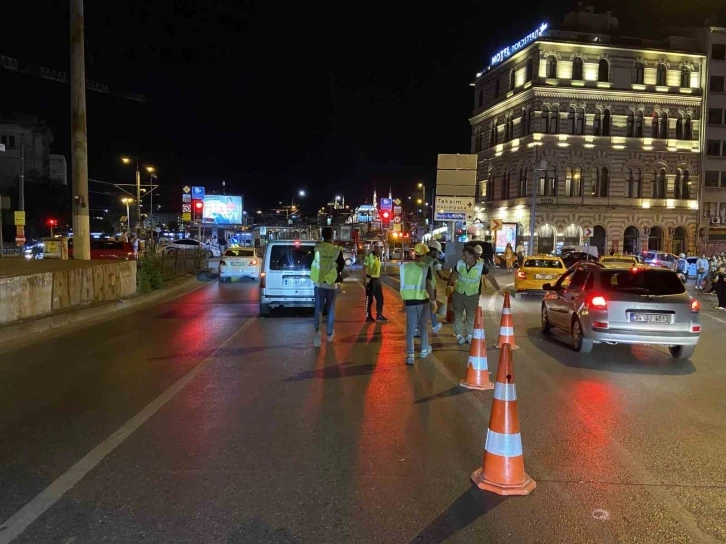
[491,23,548,66]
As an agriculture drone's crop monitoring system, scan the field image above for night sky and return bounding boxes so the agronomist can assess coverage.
[2,0,725,216]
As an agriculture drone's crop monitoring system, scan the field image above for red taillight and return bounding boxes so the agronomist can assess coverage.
[294,240,301,247]
[219,260,227,266]
[691,325,701,333]
[593,321,609,329]
[631,266,640,272]
[250,259,258,266]
[588,295,607,309]
[516,271,526,279]
[690,299,700,313]
[260,271,266,288]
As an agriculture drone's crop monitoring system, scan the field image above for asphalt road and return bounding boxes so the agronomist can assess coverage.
[0,271,724,543]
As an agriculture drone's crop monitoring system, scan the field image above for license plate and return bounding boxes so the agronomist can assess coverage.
[284,277,309,287]
[535,274,552,280]
[630,314,670,323]
[230,262,241,266]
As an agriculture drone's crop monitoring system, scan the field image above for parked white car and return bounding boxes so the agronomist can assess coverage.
[219,248,260,281]
[164,239,221,257]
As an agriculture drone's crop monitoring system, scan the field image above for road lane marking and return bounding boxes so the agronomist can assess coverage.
[0,317,257,544]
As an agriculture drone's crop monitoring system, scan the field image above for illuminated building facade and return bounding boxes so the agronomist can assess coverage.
[470,13,706,256]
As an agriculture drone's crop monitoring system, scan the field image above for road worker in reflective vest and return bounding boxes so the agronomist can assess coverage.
[400,243,437,365]
[311,226,345,347]
[447,245,500,345]
[363,245,388,323]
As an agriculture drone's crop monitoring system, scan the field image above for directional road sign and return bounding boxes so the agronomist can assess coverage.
[380,198,392,210]
[434,211,467,221]
[435,196,475,213]
[583,227,593,238]
[490,219,502,231]
[182,204,192,213]
[191,186,205,199]
[393,216,401,224]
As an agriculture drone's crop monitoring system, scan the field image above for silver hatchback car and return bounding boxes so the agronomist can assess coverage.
[541,263,701,358]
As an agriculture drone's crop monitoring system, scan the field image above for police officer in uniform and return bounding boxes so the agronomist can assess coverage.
[363,245,387,322]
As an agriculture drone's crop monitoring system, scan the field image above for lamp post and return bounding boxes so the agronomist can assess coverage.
[121,198,133,232]
[146,167,156,230]
[121,156,140,231]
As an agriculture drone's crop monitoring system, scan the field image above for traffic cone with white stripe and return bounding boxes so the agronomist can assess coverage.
[460,306,494,390]
[471,344,535,496]
[494,292,519,349]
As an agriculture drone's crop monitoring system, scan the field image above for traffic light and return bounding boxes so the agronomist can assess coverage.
[193,199,204,219]
[46,218,58,228]
[379,209,391,228]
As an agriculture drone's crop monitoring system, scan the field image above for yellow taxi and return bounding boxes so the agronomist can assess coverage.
[514,255,566,297]
[599,254,647,268]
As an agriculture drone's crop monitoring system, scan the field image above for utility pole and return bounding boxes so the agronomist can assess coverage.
[135,161,141,231]
[19,142,25,211]
[70,0,91,259]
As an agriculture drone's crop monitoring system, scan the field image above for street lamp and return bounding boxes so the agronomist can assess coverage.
[289,190,305,219]
[121,198,134,232]
[146,167,157,230]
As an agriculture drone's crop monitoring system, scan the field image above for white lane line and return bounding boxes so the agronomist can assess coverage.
[0,317,257,544]
[702,311,726,325]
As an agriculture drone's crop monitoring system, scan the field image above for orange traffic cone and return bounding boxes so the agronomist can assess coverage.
[460,306,494,390]
[494,292,519,349]
[446,293,455,324]
[471,344,536,496]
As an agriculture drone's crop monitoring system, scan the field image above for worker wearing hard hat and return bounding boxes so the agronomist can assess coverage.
[400,243,437,365]
[421,240,445,335]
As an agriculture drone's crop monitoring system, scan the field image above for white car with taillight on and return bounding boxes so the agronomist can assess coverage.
[219,248,260,282]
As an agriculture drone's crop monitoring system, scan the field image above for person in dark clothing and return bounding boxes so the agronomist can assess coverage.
[715,266,726,310]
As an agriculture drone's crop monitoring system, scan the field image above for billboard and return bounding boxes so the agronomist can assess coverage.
[494,222,518,254]
[203,195,244,225]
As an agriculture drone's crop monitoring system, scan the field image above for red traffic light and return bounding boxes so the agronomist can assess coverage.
[193,200,204,211]
[46,218,58,227]
[382,211,390,219]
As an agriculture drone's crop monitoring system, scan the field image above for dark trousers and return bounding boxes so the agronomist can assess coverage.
[366,277,384,318]
[717,279,726,308]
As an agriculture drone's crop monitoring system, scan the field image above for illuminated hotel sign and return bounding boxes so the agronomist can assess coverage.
[491,23,548,66]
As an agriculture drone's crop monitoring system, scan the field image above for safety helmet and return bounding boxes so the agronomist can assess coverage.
[414,243,429,256]
[428,240,442,252]
[679,253,686,259]
[474,244,483,256]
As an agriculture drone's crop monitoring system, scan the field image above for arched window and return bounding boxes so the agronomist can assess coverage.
[673,226,688,256]
[502,170,511,199]
[526,58,533,82]
[563,224,582,246]
[572,57,584,80]
[674,170,683,199]
[549,106,559,134]
[657,63,667,86]
[566,166,583,197]
[624,226,640,255]
[602,109,611,136]
[537,224,556,254]
[593,110,601,136]
[684,114,693,140]
[676,114,684,139]
[627,167,642,198]
[659,112,669,139]
[508,115,514,141]
[540,106,550,133]
[546,55,557,78]
[682,169,691,199]
[681,67,691,88]
[652,112,659,138]
[653,168,667,198]
[491,119,499,146]
[486,177,494,201]
[568,107,576,134]
[598,58,609,82]
[635,111,644,137]
[627,111,635,137]
[519,168,527,197]
[634,61,645,84]
[509,69,516,90]
[521,108,528,137]
[648,226,664,251]
[577,108,585,135]
[592,166,609,197]
[540,166,557,196]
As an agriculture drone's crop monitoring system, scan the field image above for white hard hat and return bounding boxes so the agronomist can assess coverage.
[474,244,483,255]
[428,240,442,251]
[679,253,686,259]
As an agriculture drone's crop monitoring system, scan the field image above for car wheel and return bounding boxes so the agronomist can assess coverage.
[541,304,552,335]
[259,303,271,317]
[669,345,695,359]
[208,250,214,258]
[571,318,593,353]
[345,258,352,267]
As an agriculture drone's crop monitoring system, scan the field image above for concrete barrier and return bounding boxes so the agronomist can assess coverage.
[0,261,137,326]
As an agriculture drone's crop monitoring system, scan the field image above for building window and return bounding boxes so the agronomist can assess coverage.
[566,166,583,197]
[509,69,516,91]
[593,110,601,136]
[711,76,725,93]
[708,108,724,125]
[634,61,645,84]
[653,168,667,198]
[674,169,690,199]
[713,43,726,61]
[568,107,576,135]
[526,58,533,82]
[598,58,609,82]
[707,139,722,156]
[572,57,584,80]
[576,108,585,135]
[684,114,693,140]
[541,106,550,133]
[602,109,611,136]
[519,168,527,197]
[502,171,511,199]
[540,166,557,196]
[494,79,500,98]
[651,112,659,138]
[490,120,498,146]
[635,111,644,137]
[656,63,667,86]
[0,134,16,149]
[627,168,642,198]
[549,106,559,134]
[546,55,557,78]
[486,178,495,200]
[507,115,515,141]
[592,167,609,197]
[705,171,720,188]
[676,115,684,140]
[659,112,669,139]
[681,67,691,88]
[626,111,634,137]
[521,108,528,137]
[704,202,718,217]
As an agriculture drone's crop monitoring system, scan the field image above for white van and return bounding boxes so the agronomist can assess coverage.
[259,240,316,316]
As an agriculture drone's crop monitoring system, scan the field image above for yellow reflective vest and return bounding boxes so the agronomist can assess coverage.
[400,261,429,301]
[454,259,484,296]
[364,253,381,278]
[310,242,340,285]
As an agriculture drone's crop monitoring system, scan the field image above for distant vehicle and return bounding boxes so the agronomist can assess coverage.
[541,263,700,358]
[514,255,566,297]
[259,240,316,316]
[599,255,645,268]
[335,242,357,267]
[686,257,698,278]
[561,251,599,269]
[164,239,221,257]
[219,247,260,282]
[68,239,136,261]
[639,251,678,271]
[559,245,599,258]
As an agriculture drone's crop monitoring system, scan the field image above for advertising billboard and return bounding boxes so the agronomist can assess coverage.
[203,195,244,225]
[495,222,518,254]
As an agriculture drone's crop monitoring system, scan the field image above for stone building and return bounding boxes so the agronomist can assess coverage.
[469,10,705,256]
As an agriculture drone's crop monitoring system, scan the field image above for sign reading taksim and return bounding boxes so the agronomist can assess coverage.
[490,23,548,67]
[435,196,475,213]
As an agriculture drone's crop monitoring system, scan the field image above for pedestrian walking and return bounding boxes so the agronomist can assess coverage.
[401,243,437,365]
[696,254,709,290]
[422,240,445,335]
[363,245,387,323]
[311,227,345,347]
[504,243,514,272]
[448,245,501,345]
[516,242,525,268]
[130,233,140,259]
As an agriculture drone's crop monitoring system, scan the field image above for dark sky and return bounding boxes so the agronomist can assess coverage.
[2,0,725,215]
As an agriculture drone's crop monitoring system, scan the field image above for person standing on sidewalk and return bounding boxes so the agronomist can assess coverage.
[422,240,445,335]
[363,245,387,323]
[696,254,709,290]
[448,246,501,345]
[401,243,437,365]
[311,227,345,347]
